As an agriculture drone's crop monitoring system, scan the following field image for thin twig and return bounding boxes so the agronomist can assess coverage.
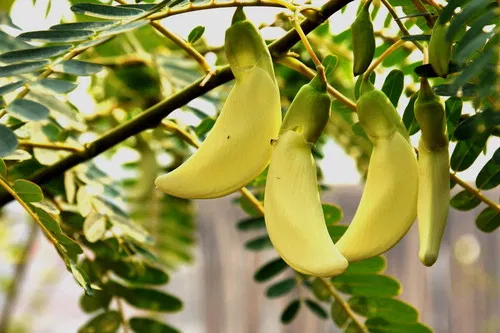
[278,56,357,112]
[379,0,424,52]
[411,0,435,27]
[450,173,500,213]
[319,277,368,333]
[291,10,326,83]
[115,297,129,333]
[0,224,38,333]
[18,140,84,153]
[363,39,405,78]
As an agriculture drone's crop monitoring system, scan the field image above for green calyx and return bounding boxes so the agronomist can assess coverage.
[428,22,451,78]
[351,2,375,76]
[281,76,331,143]
[225,13,275,80]
[357,89,408,141]
[415,79,448,150]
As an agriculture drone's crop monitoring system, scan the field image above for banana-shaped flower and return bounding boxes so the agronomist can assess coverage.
[415,78,450,266]
[264,77,348,277]
[155,11,281,199]
[335,87,419,262]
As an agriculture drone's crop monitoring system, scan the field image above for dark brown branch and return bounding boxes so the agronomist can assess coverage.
[0,0,354,207]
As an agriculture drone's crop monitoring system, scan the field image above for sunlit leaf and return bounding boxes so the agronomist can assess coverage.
[188,26,205,44]
[322,203,343,225]
[32,78,78,94]
[13,179,43,202]
[99,20,150,38]
[53,60,104,76]
[332,274,401,297]
[0,60,49,77]
[0,80,27,96]
[83,212,107,243]
[0,45,72,63]
[7,99,50,121]
[348,296,418,323]
[71,3,144,19]
[18,30,94,43]
[51,21,118,32]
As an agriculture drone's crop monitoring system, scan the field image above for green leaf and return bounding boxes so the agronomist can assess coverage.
[236,216,265,231]
[188,26,205,44]
[18,30,94,43]
[323,55,338,85]
[445,97,462,140]
[0,80,28,95]
[330,300,348,327]
[254,257,288,283]
[446,0,491,43]
[35,207,62,235]
[305,299,328,319]
[71,261,94,296]
[83,212,107,243]
[402,93,419,135]
[453,110,495,141]
[365,317,432,333]
[475,148,500,190]
[453,9,497,65]
[51,21,118,32]
[79,290,112,313]
[0,60,49,77]
[13,179,43,202]
[322,203,343,225]
[381,69,404,107]
[332,275,401,297]
[32,78,78,94]
[110,282,182,312]
[346,322,365,333]
[281,299,301,324]
[100,20,150,38]
[53,60,104,76]
[344,256,386,275]
[109,261,169,285]
[194,117,215,138]
[450,130,491,172]
[0,124,18,157]
[311,277,331,301]
[450,190,481,211]
[348,296,418,323]
[453,48,495,90]
[0,45,72,63]
[78,311,121,333]
[327,225,348,243]
[475,207,499,233]
[438,0,466,24]
[55,233,83,259]
[244,235,272,251]
[266,278,296,298]
[0,158,6,177]
[129,317,180,333]
[71,3,144,19]
[7,99,50,121]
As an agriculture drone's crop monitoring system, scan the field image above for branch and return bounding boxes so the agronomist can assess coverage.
[411,0,435,27]
[450,173,500,213]
[0,0,355,207]
[380,0,424,52]
[319,277,368,333]
[18,140,84,153]
[0,224,38,333]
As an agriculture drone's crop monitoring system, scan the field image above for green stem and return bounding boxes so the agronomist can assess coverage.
[380,0,424,52]
[319,278,368,332]
[363,39,405,78]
